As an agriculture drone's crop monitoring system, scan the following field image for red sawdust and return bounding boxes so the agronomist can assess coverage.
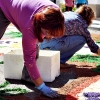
[66,75,100,100]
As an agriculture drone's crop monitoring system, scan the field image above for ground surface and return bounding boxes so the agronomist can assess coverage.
[1,31,100,100]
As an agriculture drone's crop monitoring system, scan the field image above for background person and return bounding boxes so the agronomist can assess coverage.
[75,0,88,8]
[64,0,74,11]
[40,5,100,64]
[0,0,65,98]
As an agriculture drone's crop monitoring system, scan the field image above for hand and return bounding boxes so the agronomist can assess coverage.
[97,48,100,55]
[93,48,100,56]
[37,83,59,98]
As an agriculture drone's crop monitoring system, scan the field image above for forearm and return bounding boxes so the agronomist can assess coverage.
[33,77,43,86]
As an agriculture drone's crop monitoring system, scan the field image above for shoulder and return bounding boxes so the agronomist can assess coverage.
[63,11,79,19]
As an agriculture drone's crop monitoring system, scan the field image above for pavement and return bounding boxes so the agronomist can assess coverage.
[88,19,100,35]
[0,19,100,100]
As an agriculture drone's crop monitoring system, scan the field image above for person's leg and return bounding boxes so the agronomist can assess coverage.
[69,7,72,11]
[65,6,69,11]
[40,35,86,64]
[60,36,86,63]
[60,41,85,63]
[0,9,11,39]
[40,36,66,50]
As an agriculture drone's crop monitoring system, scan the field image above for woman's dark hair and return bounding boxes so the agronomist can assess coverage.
[75,5,95,26]
[33,7,65,42]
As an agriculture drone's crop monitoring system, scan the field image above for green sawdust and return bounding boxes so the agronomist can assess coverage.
[0,81,10,88]
[96,41,100,44]
[0,61,4,64]
[5,31,22,38]
[93,64,100,73]
[0,88,28,95]
[69,54,100,73]
[0,46,7,48]
[0,81,29,96]
[69,55,100,64]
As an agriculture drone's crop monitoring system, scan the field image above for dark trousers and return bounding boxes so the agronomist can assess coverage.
[50,0,56,3]
[54,0,56,3]
[76,3,86,8]
[0,9,10,39]
[65,6,72,11]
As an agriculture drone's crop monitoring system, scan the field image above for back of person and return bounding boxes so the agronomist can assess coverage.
[63,11,87,35]
[64,0,74,11]
[65,0,73,7]
[0,0,58,31]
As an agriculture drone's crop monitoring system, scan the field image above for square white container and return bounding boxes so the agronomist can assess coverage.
[4,49,60,82]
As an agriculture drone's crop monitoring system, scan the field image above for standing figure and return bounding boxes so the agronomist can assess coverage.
[64,0,74,11]
[0,0,65,98]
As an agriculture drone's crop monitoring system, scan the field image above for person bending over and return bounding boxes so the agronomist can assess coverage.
[40,5,100,64]
[0,0,65,98]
